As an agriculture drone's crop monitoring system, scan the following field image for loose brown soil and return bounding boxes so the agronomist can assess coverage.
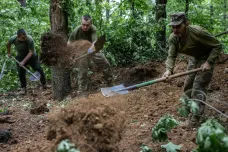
[0,60,227,152]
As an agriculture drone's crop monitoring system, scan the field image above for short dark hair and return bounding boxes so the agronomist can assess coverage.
[81,14,92,21]
[17,29,26,35]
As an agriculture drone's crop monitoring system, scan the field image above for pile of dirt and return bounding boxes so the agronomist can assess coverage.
[121,62,160,86]
[46,98,126,152]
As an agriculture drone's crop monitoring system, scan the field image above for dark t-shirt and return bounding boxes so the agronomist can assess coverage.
[9,35,35,57]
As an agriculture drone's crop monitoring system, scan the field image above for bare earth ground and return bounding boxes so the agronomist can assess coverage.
[0,60,227,152]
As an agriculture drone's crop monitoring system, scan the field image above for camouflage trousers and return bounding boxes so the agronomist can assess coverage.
[73,52,113,92]
[183,57,214,116]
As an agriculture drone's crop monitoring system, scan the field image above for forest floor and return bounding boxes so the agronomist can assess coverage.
[0,59,227,152]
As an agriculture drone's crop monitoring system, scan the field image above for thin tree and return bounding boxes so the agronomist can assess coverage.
[155,0,167,52]
[17,0,26,7]
[50,0,71,101]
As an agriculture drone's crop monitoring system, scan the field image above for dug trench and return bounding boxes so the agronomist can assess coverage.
[0,57,227,151]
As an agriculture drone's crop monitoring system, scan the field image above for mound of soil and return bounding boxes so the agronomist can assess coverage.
[119,62,160,86]
[46,98,125,152]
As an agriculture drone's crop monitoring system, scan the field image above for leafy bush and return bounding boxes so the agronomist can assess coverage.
[152,115,179,141]
[193,119,228,152]
[178,96,200,117]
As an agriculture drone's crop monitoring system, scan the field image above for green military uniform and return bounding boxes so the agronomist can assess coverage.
[9,35,46,88]
[166,25,222,116]
[68,25,113,92]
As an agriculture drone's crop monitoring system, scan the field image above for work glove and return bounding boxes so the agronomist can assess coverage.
[87,43,96,53]
[201,61,211,71]
[162,70,172,78]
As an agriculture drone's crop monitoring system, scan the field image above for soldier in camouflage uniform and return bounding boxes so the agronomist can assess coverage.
[163,12,222,124]
[68,15,113,93]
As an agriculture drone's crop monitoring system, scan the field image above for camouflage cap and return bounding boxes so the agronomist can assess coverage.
[168,12,186,26]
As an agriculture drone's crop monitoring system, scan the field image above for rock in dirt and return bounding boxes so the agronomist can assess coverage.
[0,129,12,143]
[224,68,228,73]
[30,103,49,115]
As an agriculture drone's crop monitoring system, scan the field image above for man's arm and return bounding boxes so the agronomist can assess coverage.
[197,29,222,65]
[165,39,178,73]
[20,37,35,66]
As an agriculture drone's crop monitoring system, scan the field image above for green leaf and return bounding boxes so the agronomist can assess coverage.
[152,115,179,141]
[140,144,153,152]
[161,142,182,152]
[195,119,228,151]
[189,101,200,115]
[177,107,189,117]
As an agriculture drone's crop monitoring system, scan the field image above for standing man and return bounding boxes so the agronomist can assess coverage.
[7,29,46,95]
[163,12,222,124]
[68,14,113,93]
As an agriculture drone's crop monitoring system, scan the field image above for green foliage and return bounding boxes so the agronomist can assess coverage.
[178,96,200,117]
[0,107,7,113]
[56,139,80,152]
[161,142,182,152]
[152,115,179,141]
[140,144,153,152]
[0,0,50,92]
[193,119,228,152]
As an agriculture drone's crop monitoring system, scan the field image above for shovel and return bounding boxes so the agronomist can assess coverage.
[101,68,203,97]
[74,35,106,61]
[12,56,40,81]
[0,61,6,80]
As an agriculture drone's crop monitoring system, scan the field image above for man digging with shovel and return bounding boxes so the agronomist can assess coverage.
[68,15,113,94]
[163,12,222,126]
[7,29,46,95]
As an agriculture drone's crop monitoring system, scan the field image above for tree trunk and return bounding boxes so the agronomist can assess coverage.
[155,0,167,52]
[106,0,110,20]
[224,0,227,31]
[17,0,26,7]
[50,0,71,101]
[185,0,189,17]
[210,3,214,30]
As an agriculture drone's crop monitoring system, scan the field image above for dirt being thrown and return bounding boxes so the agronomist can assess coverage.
[47,98,125,152]
[40,32,91,68]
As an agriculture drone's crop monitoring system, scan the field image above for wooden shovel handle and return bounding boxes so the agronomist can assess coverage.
[12,57,39,79]
[125,68,203,90]
[168,68,203,79]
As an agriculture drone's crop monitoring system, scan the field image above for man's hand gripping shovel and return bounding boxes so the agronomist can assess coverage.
[11,56,40,81]
[73,35,106,61]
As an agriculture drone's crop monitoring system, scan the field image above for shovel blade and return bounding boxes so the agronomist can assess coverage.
[101,84,129,97]
[29,71,41,81]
